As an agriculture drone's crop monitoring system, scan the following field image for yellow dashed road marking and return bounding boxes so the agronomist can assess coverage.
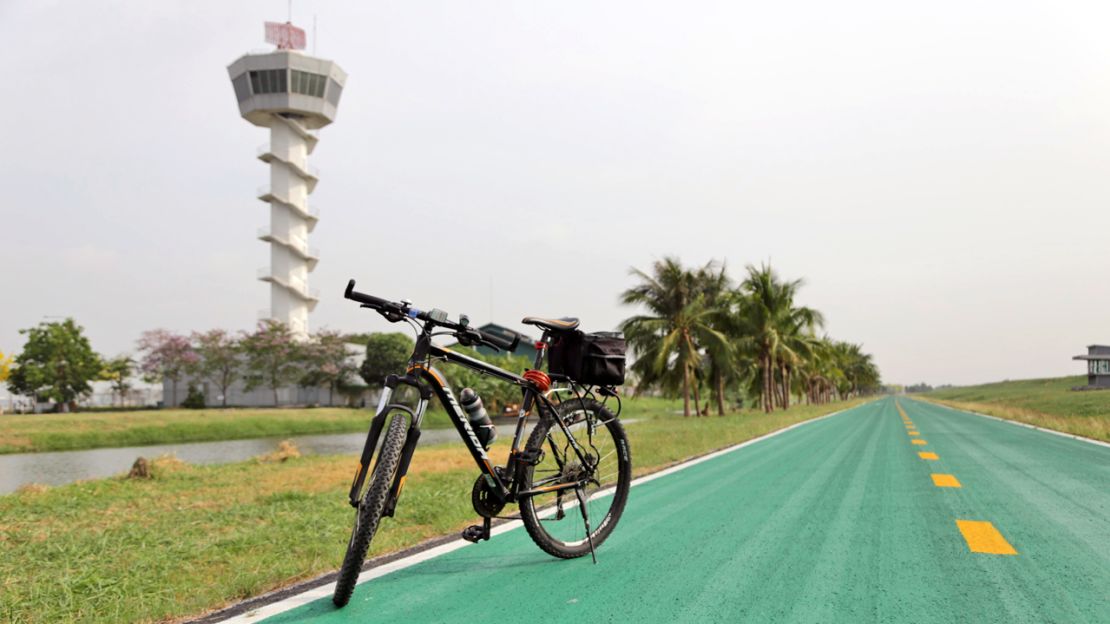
[918,452,939,460]
[911,439,927,445]
[908,431,920,436]
[932,474,961,488]
[956,520,1017,555]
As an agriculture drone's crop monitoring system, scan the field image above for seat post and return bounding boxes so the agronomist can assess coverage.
[532,334,549,370]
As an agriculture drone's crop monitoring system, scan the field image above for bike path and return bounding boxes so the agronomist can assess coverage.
[256,398,1109,623]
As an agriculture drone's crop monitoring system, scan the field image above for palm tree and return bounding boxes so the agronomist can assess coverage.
[799,337,840,404]
[830,341,880,398]
[621,258,731,417]
[620,256,879,413]
[735,263,824,413]
[775,312,825,409]
[691,262,734,415]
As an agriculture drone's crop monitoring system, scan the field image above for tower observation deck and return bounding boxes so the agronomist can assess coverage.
[227,22,346,339]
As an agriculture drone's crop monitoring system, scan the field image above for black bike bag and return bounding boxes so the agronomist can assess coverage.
[548,330,626,386]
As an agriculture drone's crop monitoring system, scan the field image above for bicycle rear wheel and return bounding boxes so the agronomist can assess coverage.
[333,412,407,607]
[519,398,631,559]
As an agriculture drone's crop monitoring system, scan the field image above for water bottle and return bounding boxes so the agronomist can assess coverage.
[459,388,497,448]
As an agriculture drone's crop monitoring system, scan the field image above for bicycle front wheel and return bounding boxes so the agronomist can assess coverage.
[519,398,632,559]
[333,412,407,607]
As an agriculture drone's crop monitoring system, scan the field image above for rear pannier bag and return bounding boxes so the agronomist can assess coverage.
[548,331,626,386]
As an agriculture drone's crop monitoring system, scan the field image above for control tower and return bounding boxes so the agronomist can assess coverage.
[227,22,346,339]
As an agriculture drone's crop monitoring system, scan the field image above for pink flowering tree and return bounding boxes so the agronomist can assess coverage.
[192,329,241,408]
[240,320,302,406]
[302,329,357,406]
[136,329,198,408]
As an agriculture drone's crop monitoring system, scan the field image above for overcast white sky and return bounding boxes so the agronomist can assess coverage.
[2,0,1108,386]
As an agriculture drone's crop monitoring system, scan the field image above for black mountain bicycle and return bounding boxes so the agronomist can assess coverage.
[333,280,632,607]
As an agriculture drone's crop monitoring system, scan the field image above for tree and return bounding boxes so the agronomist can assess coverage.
[303,329,358,406]
[617,255,880,413]
[0,349,12,383]
[99,355,134,407]
[620,257,731,417]
[830,340,881,398]
[692,262,735,416]
[192,329,241,408]
[440,347,533,413]
[241,320,303,406]
[734,263,823,413]
[137,330,198,408]
[797,337,837,405]
[359,333,414,388]
[7,318,102,411]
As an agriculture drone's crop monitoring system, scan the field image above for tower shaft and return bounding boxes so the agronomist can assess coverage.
[258,116,320,338]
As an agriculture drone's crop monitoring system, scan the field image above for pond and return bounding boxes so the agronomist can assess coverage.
[0,424,504,495]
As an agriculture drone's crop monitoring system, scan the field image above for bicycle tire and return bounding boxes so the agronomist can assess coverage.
[333,412,407,607]
[519,398,632,559]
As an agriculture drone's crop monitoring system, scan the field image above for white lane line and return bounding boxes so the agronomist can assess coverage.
[217,402,867,623]
[915,399,1110,449]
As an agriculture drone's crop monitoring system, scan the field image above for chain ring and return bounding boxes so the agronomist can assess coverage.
[471,473,506,518]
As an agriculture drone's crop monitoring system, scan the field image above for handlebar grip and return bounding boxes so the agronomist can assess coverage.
[344,279,390,308]
[479,328,521,353]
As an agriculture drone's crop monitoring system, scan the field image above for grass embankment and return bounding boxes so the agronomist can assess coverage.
[0,407,455,455]
[919,376,1110,442]
[0,397,864,624]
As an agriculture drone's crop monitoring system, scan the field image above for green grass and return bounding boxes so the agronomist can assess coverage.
[0,406,456,455]
[918,376,1110,441]
[0,397,864,623]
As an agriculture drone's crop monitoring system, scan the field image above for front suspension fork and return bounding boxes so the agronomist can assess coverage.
[347,375,430,509]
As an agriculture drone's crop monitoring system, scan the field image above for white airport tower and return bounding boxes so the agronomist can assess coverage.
[227,22,346,339]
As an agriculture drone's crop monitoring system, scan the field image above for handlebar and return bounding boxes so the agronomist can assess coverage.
[345,279,522,353]
[344,279,393,310]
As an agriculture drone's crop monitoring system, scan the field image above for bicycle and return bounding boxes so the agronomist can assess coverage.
[333,279,633,607]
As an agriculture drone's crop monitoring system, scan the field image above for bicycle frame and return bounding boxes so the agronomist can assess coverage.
[347,334,596,515]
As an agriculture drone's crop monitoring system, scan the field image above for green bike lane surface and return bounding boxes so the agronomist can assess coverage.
[259,398,1109,623]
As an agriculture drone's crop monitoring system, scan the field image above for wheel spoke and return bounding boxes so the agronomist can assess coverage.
[521,400,629,552]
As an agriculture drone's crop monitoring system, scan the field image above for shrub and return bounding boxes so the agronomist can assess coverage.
[182,384,206,409]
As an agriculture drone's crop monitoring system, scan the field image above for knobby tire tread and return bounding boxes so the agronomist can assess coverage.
[332,413,407,607]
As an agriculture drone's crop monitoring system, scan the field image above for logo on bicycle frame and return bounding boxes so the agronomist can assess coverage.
[440,384,490,461]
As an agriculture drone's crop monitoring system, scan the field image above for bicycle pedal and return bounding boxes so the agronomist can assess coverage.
[461,525,488,543]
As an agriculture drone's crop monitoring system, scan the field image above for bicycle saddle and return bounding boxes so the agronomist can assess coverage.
[521,316,580,332]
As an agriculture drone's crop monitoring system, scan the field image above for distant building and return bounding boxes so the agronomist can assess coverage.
[1072,345,1110,390]
[163,342,367,408]
[227,20,347,340]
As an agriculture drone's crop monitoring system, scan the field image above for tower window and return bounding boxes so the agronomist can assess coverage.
[291,70,326,97]
[249,69,288,95]
[232,74,251,102]
[326,78,343,106]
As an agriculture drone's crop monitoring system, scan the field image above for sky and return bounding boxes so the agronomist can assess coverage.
[2,0,1109,387]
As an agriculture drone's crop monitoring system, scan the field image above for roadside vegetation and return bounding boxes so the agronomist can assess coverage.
[0,345,538,455]
[0,407,449,455]
[0,397,865,624]
[621,258,881,416]
[918,376,1110,442]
